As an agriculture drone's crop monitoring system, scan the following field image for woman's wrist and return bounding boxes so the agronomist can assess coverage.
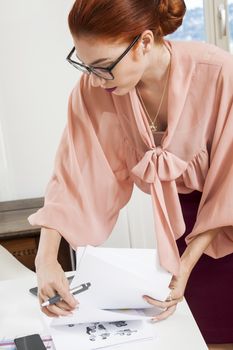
[180,251,196,276]
[180,228,220,275]
[35,227,62,269]
[35,253,58,269]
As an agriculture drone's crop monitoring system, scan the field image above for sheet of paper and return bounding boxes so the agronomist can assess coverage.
[70,246,172,309]
[49,318,157,350]
[50,305,161,327]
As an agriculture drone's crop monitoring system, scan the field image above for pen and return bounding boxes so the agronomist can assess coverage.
[41,282,91,307]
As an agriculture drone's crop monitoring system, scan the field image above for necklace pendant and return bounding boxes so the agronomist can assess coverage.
[150,123,157,133]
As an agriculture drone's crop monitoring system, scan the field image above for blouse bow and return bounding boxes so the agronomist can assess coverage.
[131,146,188,275]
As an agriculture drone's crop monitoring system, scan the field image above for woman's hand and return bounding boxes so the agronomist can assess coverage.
[143,228,220,322]
[36,260,78,317]
[143,262,191,322]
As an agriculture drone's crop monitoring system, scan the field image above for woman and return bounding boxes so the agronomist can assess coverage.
[29,0,233,348]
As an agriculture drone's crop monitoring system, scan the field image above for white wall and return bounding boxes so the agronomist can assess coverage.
[0,0,79,201]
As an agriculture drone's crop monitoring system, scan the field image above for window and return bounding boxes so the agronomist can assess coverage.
[228,0,233,51]
[167,0,205,41]
[167,0,233,53]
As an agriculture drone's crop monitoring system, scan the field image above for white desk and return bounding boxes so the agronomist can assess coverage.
[0,273,208,350]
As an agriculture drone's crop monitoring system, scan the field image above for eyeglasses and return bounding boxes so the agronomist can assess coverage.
[66,34,141,80]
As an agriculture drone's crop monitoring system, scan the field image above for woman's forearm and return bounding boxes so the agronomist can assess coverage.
[35,227,62,268]
[181,228,219,274]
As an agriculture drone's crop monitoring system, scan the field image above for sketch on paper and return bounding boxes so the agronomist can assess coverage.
[50,319,156,350]
[66,320,138,343]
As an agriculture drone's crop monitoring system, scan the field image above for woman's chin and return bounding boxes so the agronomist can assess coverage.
[112,86,134,96]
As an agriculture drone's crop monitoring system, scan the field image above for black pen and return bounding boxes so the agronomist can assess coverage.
[41,282,91,307]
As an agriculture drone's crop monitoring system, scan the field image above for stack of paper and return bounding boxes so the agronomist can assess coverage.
[51,305,160,327]
[70,246,172,309]
[46,246,172,350]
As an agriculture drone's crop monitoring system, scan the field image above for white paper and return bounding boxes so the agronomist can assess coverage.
[51,305,162,327]
[70,246,172,309]
[49,318,157,350]
[44,247,167,350]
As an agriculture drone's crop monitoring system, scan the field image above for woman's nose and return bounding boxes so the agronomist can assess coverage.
[90,73,105,87]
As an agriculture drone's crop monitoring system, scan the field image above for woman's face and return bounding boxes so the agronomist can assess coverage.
[73,35,146,96]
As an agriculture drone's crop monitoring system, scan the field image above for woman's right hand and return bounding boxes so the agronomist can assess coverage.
[36,259,78,317]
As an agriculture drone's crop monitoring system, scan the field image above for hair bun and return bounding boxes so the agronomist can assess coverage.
[157,0,169,16]
[156,0,186,37]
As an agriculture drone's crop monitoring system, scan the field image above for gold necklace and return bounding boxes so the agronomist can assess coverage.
[137,57,171,133]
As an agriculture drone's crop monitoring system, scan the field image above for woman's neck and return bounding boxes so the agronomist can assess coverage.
[138,43,171,91]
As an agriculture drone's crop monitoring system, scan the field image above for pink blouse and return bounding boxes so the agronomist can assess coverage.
[28,40,233,276]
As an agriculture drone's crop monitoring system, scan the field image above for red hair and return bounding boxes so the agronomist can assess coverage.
[68,0,186,43]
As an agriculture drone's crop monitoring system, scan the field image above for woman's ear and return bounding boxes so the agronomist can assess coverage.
[140,30,154,53]
[132,31,153,61]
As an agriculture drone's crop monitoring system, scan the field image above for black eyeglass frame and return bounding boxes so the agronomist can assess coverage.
[66,34,141,80]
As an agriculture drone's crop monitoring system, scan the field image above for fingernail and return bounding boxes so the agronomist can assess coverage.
[143,296,147,300]
[151,318,158,323]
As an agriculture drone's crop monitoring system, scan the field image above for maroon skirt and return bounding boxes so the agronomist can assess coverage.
[176,191,233,343]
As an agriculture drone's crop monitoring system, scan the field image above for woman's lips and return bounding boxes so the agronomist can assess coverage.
[104,87,117,93]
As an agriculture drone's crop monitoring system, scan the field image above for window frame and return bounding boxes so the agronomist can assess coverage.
[204,0,231,51]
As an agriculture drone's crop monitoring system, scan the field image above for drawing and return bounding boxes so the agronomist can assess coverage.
[115,328,138,336]
[86,325,97,335]
[89,334,96,342]
[109,321,128,327]
[99,332,111,340]
[97,323,106,331]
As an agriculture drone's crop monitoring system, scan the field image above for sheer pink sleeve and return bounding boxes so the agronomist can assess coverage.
[186,70,233,258]
[28,76,133,248]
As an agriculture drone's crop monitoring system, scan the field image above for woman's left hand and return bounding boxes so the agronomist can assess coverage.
[143,262,191,322]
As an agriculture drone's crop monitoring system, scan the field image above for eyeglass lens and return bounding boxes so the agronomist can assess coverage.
[70,61,113,80]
